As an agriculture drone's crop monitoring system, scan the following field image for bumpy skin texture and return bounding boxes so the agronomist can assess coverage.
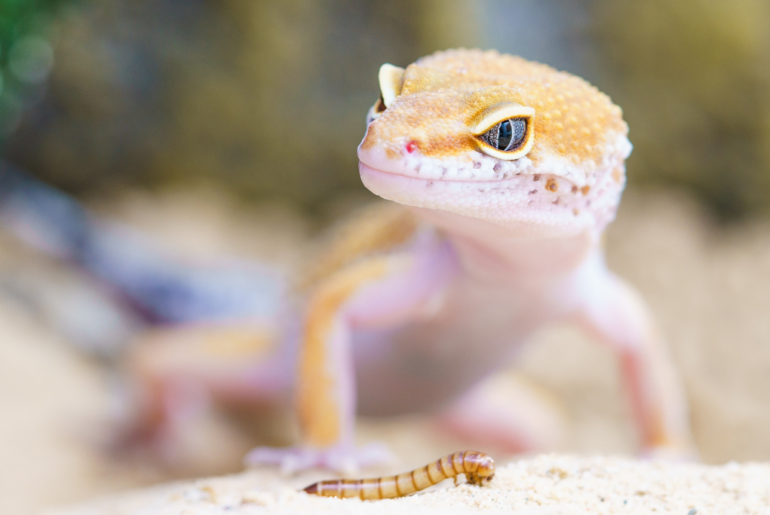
[131,49,695,473]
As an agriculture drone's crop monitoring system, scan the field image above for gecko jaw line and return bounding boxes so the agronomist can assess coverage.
[358,161,575,188]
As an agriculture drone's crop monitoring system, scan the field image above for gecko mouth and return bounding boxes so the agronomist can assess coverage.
[358,162,421,197]
[359,161,525,198]
[358,161,533,184]
[359,161,576,198]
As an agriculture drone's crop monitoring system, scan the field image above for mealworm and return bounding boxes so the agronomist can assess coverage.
[302,450,495,500]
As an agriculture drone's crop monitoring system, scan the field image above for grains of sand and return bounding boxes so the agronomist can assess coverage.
[48,454,770,515]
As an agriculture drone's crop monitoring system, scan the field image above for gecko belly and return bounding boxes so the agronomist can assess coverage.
[350,273,560,416]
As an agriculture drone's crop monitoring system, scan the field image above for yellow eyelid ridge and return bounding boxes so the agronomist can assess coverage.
[470,103,535,135]
[471,103,536,160]
[379,63,405,107]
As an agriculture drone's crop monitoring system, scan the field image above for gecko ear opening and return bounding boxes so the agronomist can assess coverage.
[378,63,405,107]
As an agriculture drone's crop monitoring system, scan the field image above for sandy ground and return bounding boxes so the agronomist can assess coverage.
[2,187,770,514]
[45,455,770,515]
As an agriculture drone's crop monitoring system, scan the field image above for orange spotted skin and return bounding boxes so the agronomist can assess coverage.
[299,203,419,292]
[303,451,495,500]
[361,49,626,168]
[298,255,400,446]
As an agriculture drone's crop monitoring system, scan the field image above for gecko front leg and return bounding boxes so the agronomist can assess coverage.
[246,234,459,474]
[574,253,697,458]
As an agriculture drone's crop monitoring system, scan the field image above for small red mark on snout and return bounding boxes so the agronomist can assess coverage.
[405,140,419,154]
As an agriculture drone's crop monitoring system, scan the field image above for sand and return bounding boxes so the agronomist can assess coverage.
[47,454,770,515]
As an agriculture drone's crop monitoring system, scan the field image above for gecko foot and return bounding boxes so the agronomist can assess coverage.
[244,442,394,475]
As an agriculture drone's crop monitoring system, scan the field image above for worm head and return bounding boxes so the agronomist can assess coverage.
[466,453,495,486]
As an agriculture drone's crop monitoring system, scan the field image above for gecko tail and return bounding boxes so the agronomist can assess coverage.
[0,161,286,327]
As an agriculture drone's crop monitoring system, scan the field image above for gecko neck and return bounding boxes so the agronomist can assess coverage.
[410,207,598,285]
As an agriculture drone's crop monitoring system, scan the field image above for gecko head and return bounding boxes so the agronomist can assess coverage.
[358,49,632,237]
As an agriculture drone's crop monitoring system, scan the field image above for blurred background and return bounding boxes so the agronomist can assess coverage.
[2,0,770,513]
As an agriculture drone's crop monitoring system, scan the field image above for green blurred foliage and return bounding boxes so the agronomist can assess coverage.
[0,0,70,136]
[590,0,770,219]
[5,0,478,210]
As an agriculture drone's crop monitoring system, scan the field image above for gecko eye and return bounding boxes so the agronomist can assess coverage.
[472,103,535,160]
[480,118,527,152]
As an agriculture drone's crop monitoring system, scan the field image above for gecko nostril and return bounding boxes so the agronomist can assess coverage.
[405,140,419,154]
